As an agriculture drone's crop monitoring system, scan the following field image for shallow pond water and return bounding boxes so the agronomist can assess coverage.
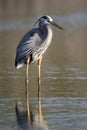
[0,1,87,130]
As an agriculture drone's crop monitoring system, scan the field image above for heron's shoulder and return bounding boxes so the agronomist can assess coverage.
[19,28,40,43]
[25,27,40,37]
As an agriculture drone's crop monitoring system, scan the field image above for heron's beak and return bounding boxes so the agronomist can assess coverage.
[52,21,64,30]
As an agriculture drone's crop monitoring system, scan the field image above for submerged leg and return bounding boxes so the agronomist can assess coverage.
[25,58,30,120]
[38,56,42,117]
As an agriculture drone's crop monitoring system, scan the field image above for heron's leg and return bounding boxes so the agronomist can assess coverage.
[38,56,42,117]
[25,58,30,120]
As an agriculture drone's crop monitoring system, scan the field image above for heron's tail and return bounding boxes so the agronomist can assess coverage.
[15,60,24,69]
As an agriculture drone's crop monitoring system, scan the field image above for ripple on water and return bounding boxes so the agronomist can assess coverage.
[41,97,87,130]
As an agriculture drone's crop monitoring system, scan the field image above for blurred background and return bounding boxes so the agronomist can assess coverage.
[0,0,87,130]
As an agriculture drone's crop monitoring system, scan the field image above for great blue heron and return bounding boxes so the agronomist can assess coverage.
[15,15,63,115]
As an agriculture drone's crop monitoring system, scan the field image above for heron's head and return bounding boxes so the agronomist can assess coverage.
[34,15,63,30]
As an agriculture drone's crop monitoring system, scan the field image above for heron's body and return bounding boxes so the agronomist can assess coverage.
[15,16,63,116]
[15,19,53,68]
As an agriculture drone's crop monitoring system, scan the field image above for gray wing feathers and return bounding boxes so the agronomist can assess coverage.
[15,28,42,67]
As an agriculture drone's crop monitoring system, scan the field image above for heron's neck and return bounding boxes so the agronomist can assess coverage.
[40,24,53,40]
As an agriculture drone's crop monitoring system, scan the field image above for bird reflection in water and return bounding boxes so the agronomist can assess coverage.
[15,92,50,130]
